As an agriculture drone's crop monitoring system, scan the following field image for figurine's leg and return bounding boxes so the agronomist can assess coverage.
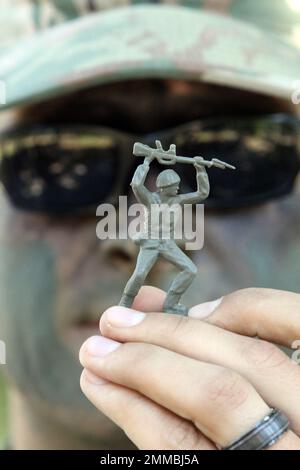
[160,243,197,315]
[119,247,158,308]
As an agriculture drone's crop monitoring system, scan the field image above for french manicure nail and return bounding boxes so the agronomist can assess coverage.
[84,335,121,358]
[188,297,223,319]
[104,306,146,328]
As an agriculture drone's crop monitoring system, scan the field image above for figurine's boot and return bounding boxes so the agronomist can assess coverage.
[163,292,188,316]
[119,294,135,308]
[168,303,188,316]
[160,243,197,316]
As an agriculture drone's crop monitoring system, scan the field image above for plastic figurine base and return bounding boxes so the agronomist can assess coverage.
[119,141,235,316]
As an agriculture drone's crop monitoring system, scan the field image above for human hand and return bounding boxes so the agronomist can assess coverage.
[79,287,300,450]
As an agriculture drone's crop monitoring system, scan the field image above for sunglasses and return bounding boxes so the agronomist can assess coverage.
[0,113,299,214]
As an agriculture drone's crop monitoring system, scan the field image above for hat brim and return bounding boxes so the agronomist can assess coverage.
[1,4,300,109]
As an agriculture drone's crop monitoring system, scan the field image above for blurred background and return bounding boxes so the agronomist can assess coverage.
[0,373,7,448]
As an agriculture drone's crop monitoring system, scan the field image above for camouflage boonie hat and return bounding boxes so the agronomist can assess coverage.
[1,0,300,109]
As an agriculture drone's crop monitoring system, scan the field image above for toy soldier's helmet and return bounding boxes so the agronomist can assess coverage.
[0,1,300,110]
[156,170,181,189]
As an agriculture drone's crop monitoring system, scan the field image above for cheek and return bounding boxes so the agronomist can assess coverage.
[0,200,58,332]
[0,235,56,342]
[0,202,80,403]
[0,239,87,406]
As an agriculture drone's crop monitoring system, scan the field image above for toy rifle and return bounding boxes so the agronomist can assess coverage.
[133,140,236,170]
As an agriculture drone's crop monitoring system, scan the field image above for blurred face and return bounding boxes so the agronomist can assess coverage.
[0,79,299,447]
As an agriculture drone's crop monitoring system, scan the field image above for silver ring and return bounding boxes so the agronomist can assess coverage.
[222,408,290,450]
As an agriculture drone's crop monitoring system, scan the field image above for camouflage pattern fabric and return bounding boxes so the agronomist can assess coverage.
[1,1,300,46]
[0,1,300,109]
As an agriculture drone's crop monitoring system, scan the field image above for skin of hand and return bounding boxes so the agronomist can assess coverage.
[1,81,300,449]
[79,286,300,450]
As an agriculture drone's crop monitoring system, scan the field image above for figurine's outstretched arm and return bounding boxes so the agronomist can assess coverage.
[130,158,155,205]
[178,164,210,205]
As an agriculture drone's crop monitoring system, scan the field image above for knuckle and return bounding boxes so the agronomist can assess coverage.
[204,368,250,412]
[241,339,288,370]
[165,417,201,450]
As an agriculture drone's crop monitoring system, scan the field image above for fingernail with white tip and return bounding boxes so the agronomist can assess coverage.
[84,335,121,358]
[188,297,223,319]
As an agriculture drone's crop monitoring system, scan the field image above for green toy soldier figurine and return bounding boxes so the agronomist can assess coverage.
[119,141,235,315]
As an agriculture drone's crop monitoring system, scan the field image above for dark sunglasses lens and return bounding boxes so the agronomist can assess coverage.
[174,116,299,208]
[0,130,119,213]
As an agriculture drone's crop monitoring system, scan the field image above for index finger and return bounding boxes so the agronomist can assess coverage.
[134,286,300,348]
